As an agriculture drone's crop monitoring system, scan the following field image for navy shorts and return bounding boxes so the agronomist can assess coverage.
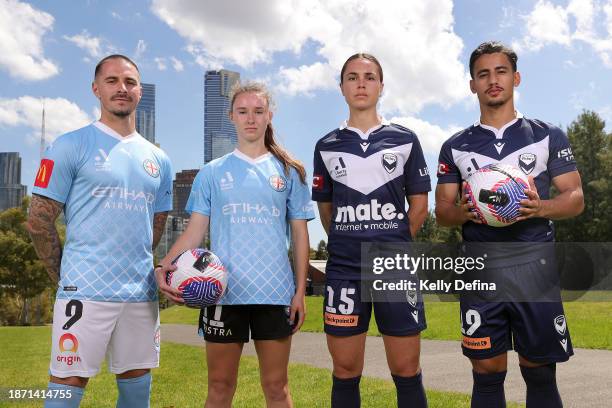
[459,259,573,363]
[324,279,426,336]
[198,304,292,343]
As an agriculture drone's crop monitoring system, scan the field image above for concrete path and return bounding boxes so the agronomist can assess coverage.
[162,324,612,407]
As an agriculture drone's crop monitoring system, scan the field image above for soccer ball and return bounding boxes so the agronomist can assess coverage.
[167,248,227,308]
[464,163,529,227]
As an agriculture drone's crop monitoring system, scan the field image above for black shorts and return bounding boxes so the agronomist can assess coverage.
[198,304,292,343]
[323,279,426,337]
[460,259,573,363]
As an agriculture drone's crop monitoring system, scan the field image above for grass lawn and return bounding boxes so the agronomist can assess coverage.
[0,326,496,408]
[161,296,612,350]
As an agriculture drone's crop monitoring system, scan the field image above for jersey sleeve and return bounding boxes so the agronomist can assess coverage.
[311,141,333,202]
[403,135,431,195]
[436,140,461,184]
[154,153,173,213]
[32,134,79,203]
[287,169,315,220]
[185,165,212,216]
[547,127,578,178]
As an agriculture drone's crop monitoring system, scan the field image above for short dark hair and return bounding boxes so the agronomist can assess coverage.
[469,41,517,78]
[94,54,139,78]
[340,53,384,85]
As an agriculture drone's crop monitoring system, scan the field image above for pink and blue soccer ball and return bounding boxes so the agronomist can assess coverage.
[167,248,227,308]
[465,163,529,227]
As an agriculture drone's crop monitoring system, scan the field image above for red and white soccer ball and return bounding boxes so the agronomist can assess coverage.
[167,248,227,308]
[464,163,529,227]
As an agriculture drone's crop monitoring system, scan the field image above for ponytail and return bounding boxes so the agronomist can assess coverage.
[264,123,307,184]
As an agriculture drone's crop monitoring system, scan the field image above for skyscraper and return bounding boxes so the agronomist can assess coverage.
[0,152,27,211]
[204,69,240,163]
[172,169,199,219]
[136,83,156,144]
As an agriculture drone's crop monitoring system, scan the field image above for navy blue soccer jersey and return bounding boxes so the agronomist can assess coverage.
[436,114,577,242]
[312,121,431,280]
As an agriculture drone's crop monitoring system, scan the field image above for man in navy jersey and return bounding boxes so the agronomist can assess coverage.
[435,41,584,407]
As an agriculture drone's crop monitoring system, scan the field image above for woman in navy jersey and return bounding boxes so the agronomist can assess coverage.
[156,82,314,407]
[312,53,430,408]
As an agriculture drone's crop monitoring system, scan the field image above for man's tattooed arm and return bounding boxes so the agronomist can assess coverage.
[25,194,64,283]
[152,212,169,251]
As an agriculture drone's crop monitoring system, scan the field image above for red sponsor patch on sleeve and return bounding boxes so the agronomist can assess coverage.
[437,162,450,176]
[34,159,54,188]
[312,174,324,191]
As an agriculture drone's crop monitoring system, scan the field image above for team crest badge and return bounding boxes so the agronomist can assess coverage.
[143,159,160,178]
[269,175,287,192]
[554,315,567,336]
[382,153,398,174]
[518,153,536,175]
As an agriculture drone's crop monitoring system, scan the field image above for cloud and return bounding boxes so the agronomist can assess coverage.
[154,56,184,72]
[135,39,147,60]
[0,0,59,80]
[515,0,612,67]
[170,56,184,71]
[154,57,167,71]
[63,30,111,58]
[389,116,462,156]
[0,96,92,143]
[276,62,337,97]
[151,0,471,115]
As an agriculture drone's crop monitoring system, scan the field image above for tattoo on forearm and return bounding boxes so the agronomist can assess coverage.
[152,212,168,250]
[25,195,63,283]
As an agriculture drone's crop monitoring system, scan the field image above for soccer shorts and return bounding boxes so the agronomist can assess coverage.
[323,279,426,336]
[50,299,160,378]
[460,259,573,363]
[199,304,293,343]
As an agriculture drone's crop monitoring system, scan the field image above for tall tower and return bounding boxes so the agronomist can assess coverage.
[204,69,240,163]
[136,83,156,144]
[0,152,27,211]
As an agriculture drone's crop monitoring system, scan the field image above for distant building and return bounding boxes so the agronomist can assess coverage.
[172,169,199,219]
[0,152,27,211]
[155,215,188,260]
[136,83,156,144]
[204,69,240,163]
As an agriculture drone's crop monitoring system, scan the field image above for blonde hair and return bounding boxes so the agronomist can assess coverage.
[229,82,307,184]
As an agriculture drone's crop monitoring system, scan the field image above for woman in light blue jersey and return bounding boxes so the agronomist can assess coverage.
[155,82,314,407]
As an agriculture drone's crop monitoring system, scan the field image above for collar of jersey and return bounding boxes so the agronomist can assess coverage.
[339,117,390,140]
[232,148,272,164]
[94,121,140,142]
[473,111,524,139]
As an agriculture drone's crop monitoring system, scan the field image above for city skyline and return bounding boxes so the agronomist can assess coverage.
[136,82,156,144]
[204,69,240,163]
[0,152,27,211]
[1,0,612,246]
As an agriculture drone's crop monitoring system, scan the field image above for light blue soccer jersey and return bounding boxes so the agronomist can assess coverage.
[186,150,314,305]
[32,122,173,302]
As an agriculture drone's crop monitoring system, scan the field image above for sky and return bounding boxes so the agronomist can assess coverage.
[1,0,612,247]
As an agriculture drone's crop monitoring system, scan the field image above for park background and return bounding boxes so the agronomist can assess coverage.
[1,0,611,406]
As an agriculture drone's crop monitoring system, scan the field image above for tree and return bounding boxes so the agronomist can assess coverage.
[555,110,611,242]
[314,239,328,260]
[0,198,52,325]
[416,211,462,243]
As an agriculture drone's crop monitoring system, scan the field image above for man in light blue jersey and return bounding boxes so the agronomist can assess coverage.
[26,55,172,408]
